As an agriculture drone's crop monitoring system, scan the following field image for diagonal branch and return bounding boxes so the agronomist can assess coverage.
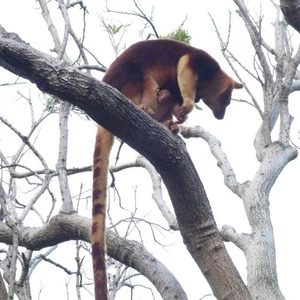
[110,155,179,230]
[0,214,188,300]
[233,0,273,84]
[180,125,247,198]
[0,25,251,299]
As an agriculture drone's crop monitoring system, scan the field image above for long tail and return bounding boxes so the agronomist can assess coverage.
[92,125,114,300]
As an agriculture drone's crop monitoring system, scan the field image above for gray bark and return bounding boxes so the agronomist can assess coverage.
[0,25,250,299]
[0,214,187,300]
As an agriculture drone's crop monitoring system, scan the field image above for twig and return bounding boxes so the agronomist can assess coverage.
[105,0,160,38]
[40,255,75,275]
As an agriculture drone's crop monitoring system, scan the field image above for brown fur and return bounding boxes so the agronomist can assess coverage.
[92,39,242,300]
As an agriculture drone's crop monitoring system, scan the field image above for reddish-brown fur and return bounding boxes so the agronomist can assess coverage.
[92,39,242,300]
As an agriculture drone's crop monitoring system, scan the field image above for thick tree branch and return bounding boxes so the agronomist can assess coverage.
[0,26,251,299]
[0,215,187,300]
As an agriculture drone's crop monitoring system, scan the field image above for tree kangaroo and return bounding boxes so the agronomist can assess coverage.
[92,39,243,300]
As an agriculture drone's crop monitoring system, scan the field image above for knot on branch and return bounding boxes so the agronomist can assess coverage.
[0,25,25,44]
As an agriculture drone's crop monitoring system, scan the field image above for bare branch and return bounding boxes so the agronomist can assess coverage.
[0,77,26,87]
[37,0,64,55]
[56,0,71,60]
[180,125,247,198]
[105,0,160,38]
[233,0,273,84]
[17,250,32,286]
[40,254,76,275]
[220,225,250,252]
[19,174,53,222]
[0,116,49,171]
[7,228,19,300]
[2,165,91,179]
[56,102,74,213]
[110,156,179,230]
[209,13,263,118]
[77,64,107,72]
[0,214,188,300]
[29,246,58,276]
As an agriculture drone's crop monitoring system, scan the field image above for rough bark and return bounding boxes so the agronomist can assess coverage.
[182,126,298,300]
[228,2,299,299]
[0,214,187,300]
[0,26,251,299]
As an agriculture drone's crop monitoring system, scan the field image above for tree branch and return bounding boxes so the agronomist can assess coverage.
[180,125,247,198]
[0,214,188,300]
[110,155,179,230]
[0,25,251,299]
[56,102,74,213]
[233,0,273,84]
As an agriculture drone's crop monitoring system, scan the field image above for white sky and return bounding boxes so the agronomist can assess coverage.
[1,0,300,299]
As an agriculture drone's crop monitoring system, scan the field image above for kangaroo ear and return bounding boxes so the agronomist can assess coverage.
[233,81,243,89]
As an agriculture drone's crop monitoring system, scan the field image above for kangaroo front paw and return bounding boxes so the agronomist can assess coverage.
[177,100,194,123]
[166,120,180,135]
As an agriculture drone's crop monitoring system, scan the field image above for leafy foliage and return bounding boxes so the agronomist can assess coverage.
[160,28,191,44]
[107,24,123,35]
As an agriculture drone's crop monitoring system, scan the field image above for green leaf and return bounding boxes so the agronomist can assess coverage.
[108,24,123,35]
[160,28,191,44]
[195,104,202,110]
